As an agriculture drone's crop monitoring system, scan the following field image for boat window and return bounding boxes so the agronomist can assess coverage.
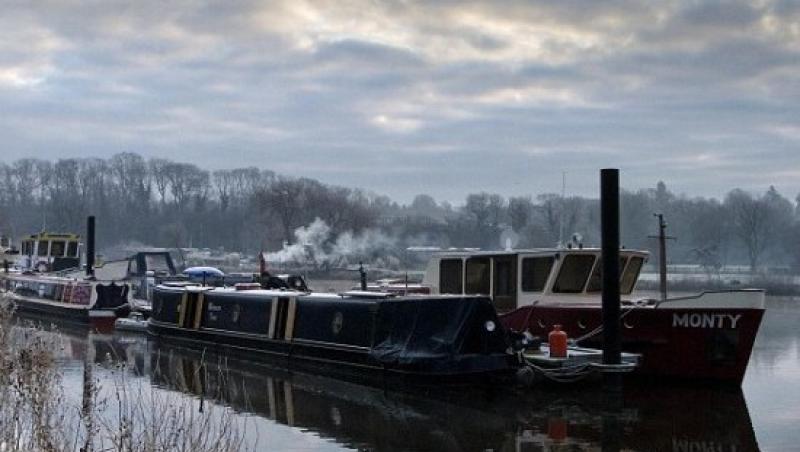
[493,258,515,296]
[553,254,595,293]
[67,241,79,258]
[128,258,139,276]
[521,257,554,292]
[145,254,172,273]
[439,259,463,294]
[465,257,490,294]
[621,256,645,294]
[37,241,49,257]
[586,256,629,293]
[22,241,31,255]
[50,241,66,257]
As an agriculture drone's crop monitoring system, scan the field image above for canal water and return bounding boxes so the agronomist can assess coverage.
[28,296,800,451]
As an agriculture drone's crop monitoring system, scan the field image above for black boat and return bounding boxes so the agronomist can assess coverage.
[148,285,519,384]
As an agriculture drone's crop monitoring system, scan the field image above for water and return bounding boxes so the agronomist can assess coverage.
[742,297,800,451]
[30,297,800,451]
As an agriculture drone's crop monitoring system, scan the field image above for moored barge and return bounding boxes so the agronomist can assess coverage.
[148,285,519,384]
[421,248,765,383]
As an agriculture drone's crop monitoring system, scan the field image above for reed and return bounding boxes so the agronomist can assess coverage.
[0,296,255,452]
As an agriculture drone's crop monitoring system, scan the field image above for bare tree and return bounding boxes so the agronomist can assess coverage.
[49,159,82,229]
[149,158,171,205]
[508,196,533,232]
[254,176,308,245]
[725,189,772,272]
[213,170,234,212]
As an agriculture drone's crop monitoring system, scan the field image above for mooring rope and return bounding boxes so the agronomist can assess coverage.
[524,360,595,383]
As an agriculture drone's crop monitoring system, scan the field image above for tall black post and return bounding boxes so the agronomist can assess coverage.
[600,169,621,370]
[86,216,95,278]
[359,262,367,291]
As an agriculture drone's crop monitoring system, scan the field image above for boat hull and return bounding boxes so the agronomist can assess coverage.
[501,303,764,383]
[6,293,120,331]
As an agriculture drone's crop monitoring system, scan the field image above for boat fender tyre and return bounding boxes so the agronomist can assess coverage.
[516,366,536,387]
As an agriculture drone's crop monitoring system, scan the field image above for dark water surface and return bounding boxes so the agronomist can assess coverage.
[44,296,800,451]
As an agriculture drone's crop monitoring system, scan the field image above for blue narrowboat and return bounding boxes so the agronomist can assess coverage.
[148,285,519,383]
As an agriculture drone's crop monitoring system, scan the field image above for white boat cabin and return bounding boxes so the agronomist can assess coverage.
[18,232,82,272]
[422,248,649,311]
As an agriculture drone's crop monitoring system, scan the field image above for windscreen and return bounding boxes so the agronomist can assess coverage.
[553,254,595,293]
[145,254,172,273]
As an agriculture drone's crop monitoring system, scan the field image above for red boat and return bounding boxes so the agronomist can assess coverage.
[421,248,765,384]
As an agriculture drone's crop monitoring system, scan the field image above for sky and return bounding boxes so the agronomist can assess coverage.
[1,0,799,203]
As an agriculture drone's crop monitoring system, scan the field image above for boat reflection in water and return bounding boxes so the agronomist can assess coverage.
[61,329,758,452]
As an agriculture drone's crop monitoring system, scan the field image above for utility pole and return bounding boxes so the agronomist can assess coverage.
[648,214,675,302]
[558,172,566,248]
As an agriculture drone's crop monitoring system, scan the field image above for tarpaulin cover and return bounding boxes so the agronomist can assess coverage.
[370,296,512,374]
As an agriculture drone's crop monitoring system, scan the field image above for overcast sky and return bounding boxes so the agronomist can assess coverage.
[2,1,798,203]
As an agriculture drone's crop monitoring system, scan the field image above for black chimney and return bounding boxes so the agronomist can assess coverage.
[86,216,95,278]
[359,262,367,291]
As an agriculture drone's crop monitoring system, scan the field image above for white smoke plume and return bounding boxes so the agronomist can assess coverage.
[265,218,401,270]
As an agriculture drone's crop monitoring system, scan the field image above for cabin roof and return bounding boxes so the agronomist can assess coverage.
[24,232,81,240]
[155,285,490,303]
[432,247,649,258]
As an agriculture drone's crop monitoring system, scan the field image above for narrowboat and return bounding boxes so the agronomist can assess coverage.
[148,285,519,384]
[84,249,186,313]
[421,248,765,383]
[0,218,131,331]
[0,272,131,331]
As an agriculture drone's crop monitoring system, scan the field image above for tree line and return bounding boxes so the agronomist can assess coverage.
[1,152,799,272]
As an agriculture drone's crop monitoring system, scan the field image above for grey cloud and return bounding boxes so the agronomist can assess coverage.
[678,1,764,28]
[1,0,799,204]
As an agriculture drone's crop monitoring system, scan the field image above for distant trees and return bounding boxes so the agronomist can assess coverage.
[253,177,377,247]
[2,153,800,273]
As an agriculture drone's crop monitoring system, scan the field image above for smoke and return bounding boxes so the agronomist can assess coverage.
[265,218,402,270]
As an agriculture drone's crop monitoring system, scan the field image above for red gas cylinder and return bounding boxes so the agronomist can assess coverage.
[548,324,568,358]
[547,417,567,441]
